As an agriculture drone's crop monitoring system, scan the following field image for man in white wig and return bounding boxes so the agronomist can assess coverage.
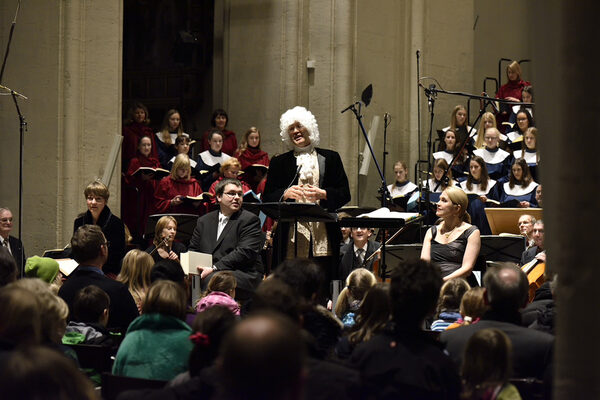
[264,106,350,280]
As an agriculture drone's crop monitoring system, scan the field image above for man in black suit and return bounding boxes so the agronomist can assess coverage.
[189,178,263,300]
[58,225,138,330]
[520,219,545,265]
[441,262,554,381]
[338,227,380,282]
[0,208,26,277]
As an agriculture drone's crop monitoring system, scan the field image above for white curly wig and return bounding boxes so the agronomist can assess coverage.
[279,106,320,151]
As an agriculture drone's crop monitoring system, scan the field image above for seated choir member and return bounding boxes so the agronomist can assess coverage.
[338,227,380,282]
[189,178,264,301]
[0,207,25,277]
[421,187,481,285]
[197,129,232,191]
[495,60,531,132]
[124,135,161,242]
[517,214,536,248]
[472,127,512,183]
[145,215,186,263]
[424,158,455,193]
[521,219,546,266]
[506,107,534,144]
[155,109,189,169]
[73,180,126,277]
[121,102,158,172]
[208,158,251,207]
[473,111,506,149]
[200,109,237,156]
[535,184,543,207]
[511,85,534,122]
[513,127,539,181]
[235,126,270,193]
[499,158,538,208]
[459,156,499,202]
[167,135,197,171]
[433,129,468,180]
[154,154,207,215]
[263,106,351,277]
[442,105,476,146]
[387,160,418,198]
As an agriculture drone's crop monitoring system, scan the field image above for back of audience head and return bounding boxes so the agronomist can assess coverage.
[436,278,470,316]
[25,256,61,287]
[251,277,302,323]
[349,282,391,344]
[118,249,153,298]
[151,258,186,286]
[0,285,41,347]
[72,285,110,326]
[196,271,239,315]
[274,258,325,304]
[188,306,237,377]
[461,328,513,398]
[459,287,488,325]
[206,270,237,298]
[0,346,96,400]
[390,259,442,327]
[219,312,306,400]
[334,268,376,319]
[483,263,529,313]
[0,246,17,287]
[70,224,107,265]
[143,279,187,320]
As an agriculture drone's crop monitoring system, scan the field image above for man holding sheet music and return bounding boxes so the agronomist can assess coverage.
[189,178,263,300]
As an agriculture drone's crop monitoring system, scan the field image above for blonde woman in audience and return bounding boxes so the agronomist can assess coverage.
[334,268,377,328]
[118,249,154,312]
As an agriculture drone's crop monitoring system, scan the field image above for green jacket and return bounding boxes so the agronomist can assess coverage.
[112,313,193,381]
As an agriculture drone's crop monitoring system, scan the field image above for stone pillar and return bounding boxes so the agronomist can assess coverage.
[532,1,600,397]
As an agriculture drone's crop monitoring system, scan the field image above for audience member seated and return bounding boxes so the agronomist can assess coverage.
[0,207,25,277]
[472,128,511,183]
[124,135,161,242]
[0,247,17,288]
[460,328,522,399]
[386,160,418,210]
[121,102,158,172]
[74,180,126,277]
[235,126,270,193]
[513,127,539,181]
[63,285,114,346]
[0,285,41,355]
[113,280,193,381]
[166,135,197,172]
[0,346,96,400]
[351,259,461,398]
[117,249,154,312]
[207,158,251,207]
[499,158,538,208]
[145,215,187,263]
[517,214,536,248]
[335,282,391,360]
[155,109,189,169]
[421,187,481,285]
[507,107,534,145]
[154,154,208,215]
[441,263,554,382]
[190,179,264,301]
[334,268,376,328]
[495,61,531,132]
[446,286,488,330]
[521,219,545,266]
[424,158,456,193]
[200,109,238,156]
[431,278,470,331]
[338,227,380,282]
[528,274,556,335]
[197,130,232,191]
[24,257,62,291]
[59,225,138,330]
[196,271,240,315]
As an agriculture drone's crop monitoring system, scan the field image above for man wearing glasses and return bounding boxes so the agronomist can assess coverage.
[189,178,263,301]
[0,207,25,277]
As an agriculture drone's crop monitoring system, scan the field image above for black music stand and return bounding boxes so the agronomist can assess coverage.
[144,213,198,245]
[480,235,526,264]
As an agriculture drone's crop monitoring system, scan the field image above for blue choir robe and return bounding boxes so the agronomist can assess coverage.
[473,147,512,183]
[500,180,538,206]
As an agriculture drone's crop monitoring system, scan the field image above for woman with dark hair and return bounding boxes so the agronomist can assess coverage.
[421,187,481,284]
[200,109,238,156]
[154,154,207,215]
[122,102,158,171]
[155,109,190,168]
[459,156,499,202]
[513,127,539,181]
[434,129,469,180]
[499,158,538,208]
[507,107,535,144]
[425,158,456,193]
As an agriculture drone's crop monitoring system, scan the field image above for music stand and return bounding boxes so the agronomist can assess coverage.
[480,235,526,264]
[382,243,423,277]
[336,206,378,217]
[145,213,198,245]
[485,208,543,235]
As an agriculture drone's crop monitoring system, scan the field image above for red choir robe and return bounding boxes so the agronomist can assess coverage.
[154,176,208,215]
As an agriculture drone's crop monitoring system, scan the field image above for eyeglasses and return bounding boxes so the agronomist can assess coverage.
[0,218,12,223]
[223,192,243,198]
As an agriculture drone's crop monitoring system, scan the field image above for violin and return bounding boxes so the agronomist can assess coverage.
[521,252,546,302]
[363,223,414,282]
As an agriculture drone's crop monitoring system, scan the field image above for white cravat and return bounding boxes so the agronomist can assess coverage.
[217,213,230,240]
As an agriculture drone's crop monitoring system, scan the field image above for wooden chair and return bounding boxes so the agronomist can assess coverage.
[101,373,167,400]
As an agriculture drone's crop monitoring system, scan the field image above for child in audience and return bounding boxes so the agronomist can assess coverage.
[117,249,154,312]
[446,286,488,330]
[24,256,62,292]
[334,268,377,328]
[196,271,240,315]
[431,278,470,331]
[63,285,113,346]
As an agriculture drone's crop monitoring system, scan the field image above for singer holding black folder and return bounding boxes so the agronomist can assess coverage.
[263,106,350,277]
